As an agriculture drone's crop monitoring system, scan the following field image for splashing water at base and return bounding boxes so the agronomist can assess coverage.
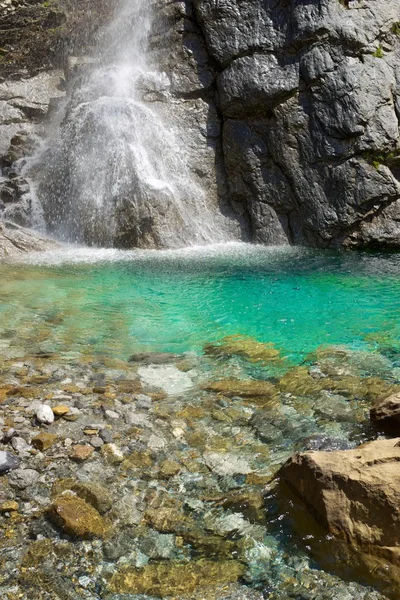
[28,0,239,248]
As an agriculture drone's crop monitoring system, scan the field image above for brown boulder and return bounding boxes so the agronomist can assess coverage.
[280,438,400,566]
[47,493,109,538]
[371,393,400,432]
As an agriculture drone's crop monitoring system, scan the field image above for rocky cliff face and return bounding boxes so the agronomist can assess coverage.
[1,0,400,248]
[185,0,400,247]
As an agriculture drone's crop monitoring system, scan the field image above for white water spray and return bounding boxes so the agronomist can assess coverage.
[30,0,238,248]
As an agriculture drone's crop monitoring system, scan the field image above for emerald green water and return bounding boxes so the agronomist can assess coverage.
[1,244,400,362]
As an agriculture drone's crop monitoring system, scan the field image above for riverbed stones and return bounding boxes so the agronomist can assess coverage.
[279,438,400,567]
[0,450,20,474]
[48,493,110,538]
[108,559,245,596]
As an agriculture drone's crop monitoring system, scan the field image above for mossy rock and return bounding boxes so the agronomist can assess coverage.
[204,334,281,364]
[47,493,110,538]
[144,506,189,533]
[327,376,400,402]
[108,559,245,596]
[181,529,237,559]
[278,367,326,396]
[51,479,112,514]
[203,378,278,400]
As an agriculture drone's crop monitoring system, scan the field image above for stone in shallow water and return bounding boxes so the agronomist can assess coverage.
[108,559,245,596]
[48,493,110,538]
[128,351,181,364]
[32,432,58,450]
[138,365,193,395]
[203,378,278,400]
[69,444,94,462]
[51,479,113,514]
[204,334,281,364]
[8,468,39,488]
[204,451,253,476]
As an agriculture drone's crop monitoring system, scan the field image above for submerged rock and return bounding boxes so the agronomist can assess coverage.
[108,559,245,596]
[138,365,193,395]
[203,378,277,401]
[48,493,110,538]
[280,438,400,568]
[204,335,281,364]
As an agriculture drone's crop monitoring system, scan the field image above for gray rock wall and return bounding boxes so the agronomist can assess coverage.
[2,0,400,249]
[183,0,400,247]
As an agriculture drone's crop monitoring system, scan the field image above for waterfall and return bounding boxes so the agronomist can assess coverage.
[29,0,239,248]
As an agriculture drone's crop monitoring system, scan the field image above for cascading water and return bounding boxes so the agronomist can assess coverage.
[29,0,239,248]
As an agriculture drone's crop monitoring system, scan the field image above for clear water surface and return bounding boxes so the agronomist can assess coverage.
[0,243,400,362]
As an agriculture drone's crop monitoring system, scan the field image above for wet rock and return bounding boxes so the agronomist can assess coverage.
[69,444,94,462]
[10,436,31,454]
[101,443,124,464]
[105,409,120,420]
[0,500,19,512]
[136,394,152,410]
[206,489,265,524]
[370,392,400,433]
[52,405,70,417]
[108,559,245,596]
[48,493,110,539]
[158,460,181,479]
[90,435,104,448]
[278,367,326,396]
[279,438,400,568]
[204,452,252,476]
[138,365,193,395]
[0,221,59,259]
[99,428,114,444]
[32,432,58,451]
[204,335,280,364]
[128,351,181,364]
[8,467,39,489]
[203,378,278,401]
[52,479,113,514]
[35,404,55,425]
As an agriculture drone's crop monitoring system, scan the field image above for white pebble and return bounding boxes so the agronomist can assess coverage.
[35,405,54,425]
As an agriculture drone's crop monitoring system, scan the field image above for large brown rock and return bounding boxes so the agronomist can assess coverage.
[280,438,400,566]
[371,393,400,433]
